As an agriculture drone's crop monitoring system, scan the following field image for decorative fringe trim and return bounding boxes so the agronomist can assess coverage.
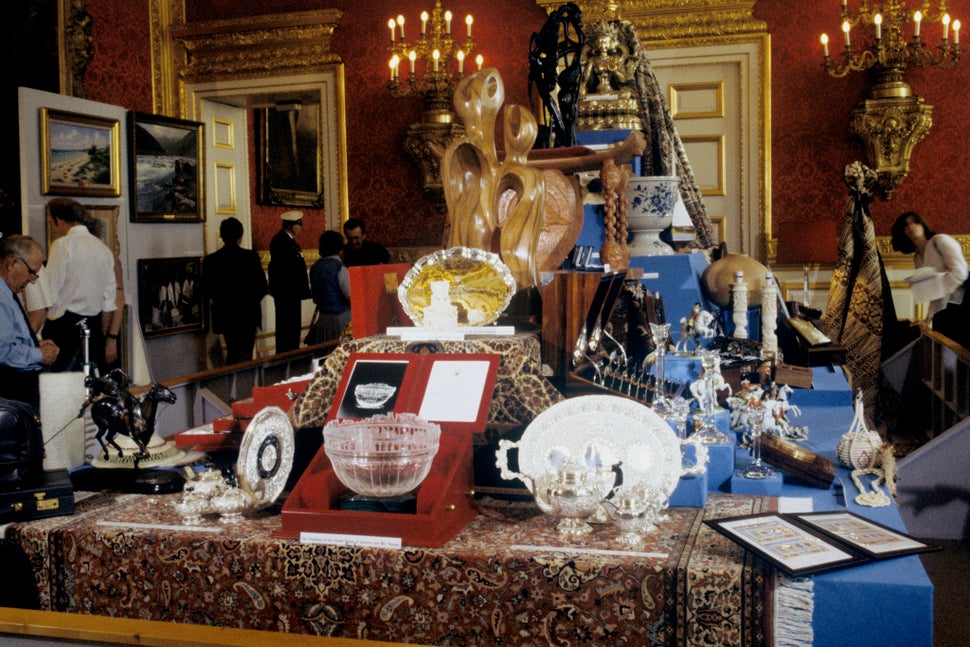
[774,572,814,647]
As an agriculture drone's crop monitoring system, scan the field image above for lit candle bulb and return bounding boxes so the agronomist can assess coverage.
[388,18,396,42]
[445,11,452,35]
[433,49,440,72]
[821,33,829,57]
[421,11,428,35]
[954,20,961,44]
[842,20,851,47]
[943,13,951,40]
[914,11,922,38]
[476,54,484,71]
[457,50,465,74]
[874,14,882,40]
[466,15,473,39]
[388,56,396,81]
[397,15,405,40]
[409,50,416,74]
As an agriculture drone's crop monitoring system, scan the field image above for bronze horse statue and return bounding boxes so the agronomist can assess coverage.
[82,371,177,468]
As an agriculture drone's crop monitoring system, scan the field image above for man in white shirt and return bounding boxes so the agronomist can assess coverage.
[42,198,116,374]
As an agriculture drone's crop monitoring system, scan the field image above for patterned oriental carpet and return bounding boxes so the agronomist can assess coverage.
[9,491,775,646]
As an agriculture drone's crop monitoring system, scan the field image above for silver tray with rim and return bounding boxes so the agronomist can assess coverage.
[398,246,517,327]
[496,394,684,500]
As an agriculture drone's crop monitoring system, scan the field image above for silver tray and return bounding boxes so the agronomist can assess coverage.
[398,247,517,326]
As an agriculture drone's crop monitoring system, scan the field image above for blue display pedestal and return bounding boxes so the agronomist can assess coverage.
[669,445,707,507]
[633,253,711,328]
[699,438,735,491]
[730,469,783,496]
[670,473,708,507]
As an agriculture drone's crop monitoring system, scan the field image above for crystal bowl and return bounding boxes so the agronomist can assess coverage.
[323,413,441,498]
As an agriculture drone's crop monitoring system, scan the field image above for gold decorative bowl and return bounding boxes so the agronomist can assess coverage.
[398,247,517,327]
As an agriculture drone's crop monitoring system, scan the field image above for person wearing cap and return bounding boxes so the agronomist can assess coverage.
[268,210,311,353]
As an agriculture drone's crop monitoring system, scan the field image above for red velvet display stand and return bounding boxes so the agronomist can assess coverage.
[276,352,499,547]
[275,430,477,547]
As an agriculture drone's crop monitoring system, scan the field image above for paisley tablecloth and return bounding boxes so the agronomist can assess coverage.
[9,492,773,646]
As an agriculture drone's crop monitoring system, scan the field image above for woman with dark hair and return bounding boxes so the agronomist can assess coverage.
[891,211,968,327]
[307,230,351,345]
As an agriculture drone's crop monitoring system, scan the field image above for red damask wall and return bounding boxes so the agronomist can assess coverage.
[757,0,970,263]
[80,0,970,259]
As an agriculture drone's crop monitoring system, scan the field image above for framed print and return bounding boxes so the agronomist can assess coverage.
[129,112,204,222]
[137,257,204,338]
[256,104,325,208]
[333,358,412,419]
[706,513,866,577]
[788,511,938,560]
[40,108,121,197]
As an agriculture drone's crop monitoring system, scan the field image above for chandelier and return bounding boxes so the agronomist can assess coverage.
[820,1,962,198]
[385,2,482,206]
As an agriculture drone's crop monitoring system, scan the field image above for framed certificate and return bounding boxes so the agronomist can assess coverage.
[707,511,939,577]
[787,511,937,560]
[707,513,865,577]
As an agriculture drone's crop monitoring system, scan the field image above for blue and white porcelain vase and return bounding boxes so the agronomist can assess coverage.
[626,175,679,256]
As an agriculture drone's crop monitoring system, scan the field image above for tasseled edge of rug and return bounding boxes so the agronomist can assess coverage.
[773,573,814,647]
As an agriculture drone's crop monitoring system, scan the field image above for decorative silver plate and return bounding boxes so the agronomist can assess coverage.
[235,406,295,510]
[503,395,683,499]
[398,246,517,326]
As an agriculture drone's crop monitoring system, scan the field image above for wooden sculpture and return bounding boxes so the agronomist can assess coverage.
[439,68,646,290]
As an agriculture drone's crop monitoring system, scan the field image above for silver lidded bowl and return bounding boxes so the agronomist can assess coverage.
[323,413,441,498]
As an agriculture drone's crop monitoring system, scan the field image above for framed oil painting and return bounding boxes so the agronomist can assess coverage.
[137,257,204,338]
[129,112,204,223]
[40,108,121,197]
[256,104,325,208]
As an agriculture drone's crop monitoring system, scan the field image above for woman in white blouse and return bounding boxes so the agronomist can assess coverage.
[891,211,968,323]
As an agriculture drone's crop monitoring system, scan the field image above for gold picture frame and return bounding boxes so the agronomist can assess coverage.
[40,108,121,197]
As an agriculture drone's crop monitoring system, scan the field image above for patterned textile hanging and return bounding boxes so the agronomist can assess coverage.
[820,162,901,433]
[578,18,717,249]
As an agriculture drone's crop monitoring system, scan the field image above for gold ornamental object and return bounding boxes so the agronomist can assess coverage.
[820,1,961,198]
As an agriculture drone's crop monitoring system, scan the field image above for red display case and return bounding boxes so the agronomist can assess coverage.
[277,353,499,547]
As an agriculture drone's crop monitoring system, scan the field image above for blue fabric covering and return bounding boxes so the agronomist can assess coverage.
[751,366,932,647]
[670,472,707,507]
[730,468,783,496]
[705,441,737,491]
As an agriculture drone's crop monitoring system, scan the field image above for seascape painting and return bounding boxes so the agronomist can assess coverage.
[129,112,204,222]
[41,108,121,197]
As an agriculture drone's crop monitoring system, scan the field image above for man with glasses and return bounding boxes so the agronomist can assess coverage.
[42,198,116,374]
[0,235,59,406]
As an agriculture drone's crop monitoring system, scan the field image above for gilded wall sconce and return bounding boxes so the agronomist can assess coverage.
[821,1,961,199]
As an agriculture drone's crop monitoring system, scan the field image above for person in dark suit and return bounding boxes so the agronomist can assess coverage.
[268,211,311,353]
[203,217,268,365]
[342,217,390,267]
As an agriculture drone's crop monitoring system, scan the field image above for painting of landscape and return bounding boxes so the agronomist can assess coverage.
[129,112,204,222]
[41,108,120,197]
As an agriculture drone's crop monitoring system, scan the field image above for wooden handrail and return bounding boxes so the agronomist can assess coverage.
[0,606,414,646]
